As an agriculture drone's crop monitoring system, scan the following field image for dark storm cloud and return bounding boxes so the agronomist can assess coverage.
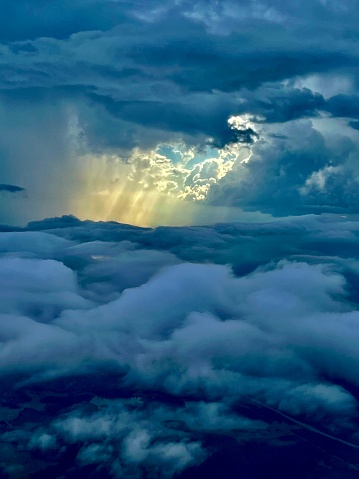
[207,119,359,215]
[0,0,358,223]
[0,0,126,42]
[242,86,327,123]
[90,94,257,148]
[0,0,358,152]
[327,94,359,119]
[0,183,25,193]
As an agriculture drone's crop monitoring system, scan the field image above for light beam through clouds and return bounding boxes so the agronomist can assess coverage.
[69,114,264,226]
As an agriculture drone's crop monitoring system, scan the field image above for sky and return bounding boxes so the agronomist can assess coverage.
[1,0,359,226]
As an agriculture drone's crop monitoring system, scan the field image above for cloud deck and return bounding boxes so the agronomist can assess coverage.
[1,215,359,477]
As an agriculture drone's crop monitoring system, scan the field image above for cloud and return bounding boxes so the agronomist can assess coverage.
[207,118,359,215]
[0,183,25,193]
[1,215,359,474]
[1,1,359,224]
[0,0,125,42]
[0,216,359,406]
[3,398,211,478]
[2,2,359,475]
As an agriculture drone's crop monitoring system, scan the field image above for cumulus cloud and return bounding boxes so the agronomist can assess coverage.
[207,118,359,215]
[54,399,207,478]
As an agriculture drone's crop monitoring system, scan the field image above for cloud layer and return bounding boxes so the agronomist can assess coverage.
[1,214,359,476]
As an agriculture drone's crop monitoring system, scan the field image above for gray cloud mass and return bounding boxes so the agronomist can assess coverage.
[1,0,359,223]
[1,215,359,476]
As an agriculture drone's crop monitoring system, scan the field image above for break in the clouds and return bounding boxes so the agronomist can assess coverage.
[2,215,359,477]
[0,0,359,225]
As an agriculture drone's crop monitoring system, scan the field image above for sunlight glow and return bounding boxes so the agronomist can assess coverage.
[69,116,261,226]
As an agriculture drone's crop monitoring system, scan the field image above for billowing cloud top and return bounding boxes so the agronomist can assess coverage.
[2,214,359,476]
[0,0,359,225]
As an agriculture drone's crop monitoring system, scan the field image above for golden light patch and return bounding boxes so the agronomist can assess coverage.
[69,138,261,226]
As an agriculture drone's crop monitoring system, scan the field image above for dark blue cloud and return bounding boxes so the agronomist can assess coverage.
[0,183,25,193]
[327,94,359,119]
[0,0,126,41]
[207,120,359,215]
